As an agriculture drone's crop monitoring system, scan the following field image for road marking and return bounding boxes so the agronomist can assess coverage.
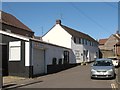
[111,83,117,90]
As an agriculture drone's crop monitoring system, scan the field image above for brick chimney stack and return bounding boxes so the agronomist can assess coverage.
[56,19,61,25]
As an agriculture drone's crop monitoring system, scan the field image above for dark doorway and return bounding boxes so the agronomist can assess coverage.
[63,51,69,64]
[2,45,8,76]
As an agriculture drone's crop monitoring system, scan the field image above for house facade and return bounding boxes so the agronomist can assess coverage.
[1,30,75,77]
[99,33,120,59]
[42,20,99,63]
[0,11,35,76]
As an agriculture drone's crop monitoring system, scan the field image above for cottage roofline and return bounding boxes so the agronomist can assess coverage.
[0,30,30,41]
[43,20,98,43]
[0,10,34,33]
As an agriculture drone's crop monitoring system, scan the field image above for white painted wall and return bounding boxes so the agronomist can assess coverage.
[71,39,99,63]
[42,24,72,49]
[71,39,84,63]
[25,42,30,66]
[44,44,75,65]
[31,40,76,73]
[84,45,99,62]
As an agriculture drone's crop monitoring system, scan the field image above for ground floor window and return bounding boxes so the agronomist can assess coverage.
[63,51,69,64]
[52,57,57,65]
[9,41,21,61]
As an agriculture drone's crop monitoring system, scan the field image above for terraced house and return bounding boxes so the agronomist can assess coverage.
[42,20,99,64]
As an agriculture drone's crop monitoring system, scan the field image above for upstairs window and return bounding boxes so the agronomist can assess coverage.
[74,37,77,43]
[79,38,81,44]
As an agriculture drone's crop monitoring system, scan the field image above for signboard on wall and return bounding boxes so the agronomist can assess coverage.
[75,50,81,60]
[33,42,45,50]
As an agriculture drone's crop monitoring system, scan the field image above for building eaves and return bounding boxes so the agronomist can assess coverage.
[0,30,30,41]
[61,25,97,43]
[113,34,120,40]
[0,11,34,33]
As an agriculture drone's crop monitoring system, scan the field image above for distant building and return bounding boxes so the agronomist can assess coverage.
[99,33,120,59]
[42,20,99,63]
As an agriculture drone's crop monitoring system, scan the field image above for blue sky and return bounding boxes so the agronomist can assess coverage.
[2,2,118,40]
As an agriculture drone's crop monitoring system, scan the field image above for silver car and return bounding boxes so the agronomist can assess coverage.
[91,58,115,79]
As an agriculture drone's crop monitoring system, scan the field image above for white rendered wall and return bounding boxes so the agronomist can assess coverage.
[71,39,99,63]
[44,44,75,65]
[42,24,72,49]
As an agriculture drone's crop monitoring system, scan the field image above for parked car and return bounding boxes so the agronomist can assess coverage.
[91,58,115,79]
[108,57,119,67]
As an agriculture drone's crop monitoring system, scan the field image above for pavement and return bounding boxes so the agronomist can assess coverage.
[3,76,33,89]
[3,76,26,84]
[3,64,88,89]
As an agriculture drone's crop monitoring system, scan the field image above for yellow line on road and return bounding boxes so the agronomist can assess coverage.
[111,83,117,90]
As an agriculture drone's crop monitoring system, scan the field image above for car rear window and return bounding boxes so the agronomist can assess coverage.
[93,60,112,66]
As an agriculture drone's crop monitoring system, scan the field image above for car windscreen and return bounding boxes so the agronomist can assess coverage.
[93,60,112,66]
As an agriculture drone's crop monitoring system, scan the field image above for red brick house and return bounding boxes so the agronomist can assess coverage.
[99,33,120,59]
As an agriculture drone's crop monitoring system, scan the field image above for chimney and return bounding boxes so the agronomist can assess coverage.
[56,19,61,25]
[116,30,119,34]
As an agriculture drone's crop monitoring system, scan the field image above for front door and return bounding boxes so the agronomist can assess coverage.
[2,45,8,76]
[33,48,45,75]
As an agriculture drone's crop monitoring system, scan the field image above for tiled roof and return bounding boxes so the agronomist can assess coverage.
[61,25,97,42]
[0,11,34,33]
[99,39,108,45]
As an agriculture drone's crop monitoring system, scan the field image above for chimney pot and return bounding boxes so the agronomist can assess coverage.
[56,19,61,25]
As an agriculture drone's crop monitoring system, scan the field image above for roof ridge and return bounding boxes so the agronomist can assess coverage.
[1,10,34,33]
[61,24,97,42]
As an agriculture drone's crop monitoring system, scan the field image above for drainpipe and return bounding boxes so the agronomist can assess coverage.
[0,35,3,89]
[0,49,2,89]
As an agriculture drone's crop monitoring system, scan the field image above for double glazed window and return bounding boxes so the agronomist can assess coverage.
[73,37,97,47]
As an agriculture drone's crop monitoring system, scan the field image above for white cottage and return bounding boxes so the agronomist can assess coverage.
[42,20,99,63]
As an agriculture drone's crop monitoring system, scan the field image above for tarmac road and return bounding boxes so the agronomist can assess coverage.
[13,64,118,89]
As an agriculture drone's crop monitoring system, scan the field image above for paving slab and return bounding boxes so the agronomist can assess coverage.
[3,76,26,85]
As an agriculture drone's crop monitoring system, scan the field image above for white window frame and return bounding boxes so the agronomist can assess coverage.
[9,41,21,61]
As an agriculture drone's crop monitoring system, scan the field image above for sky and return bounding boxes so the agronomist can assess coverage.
[2,2,118,40]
